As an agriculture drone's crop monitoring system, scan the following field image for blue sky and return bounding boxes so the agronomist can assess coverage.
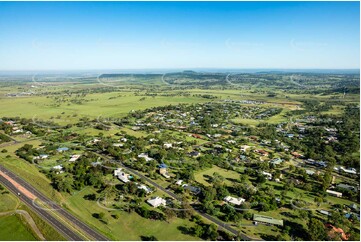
[0,1,359,70]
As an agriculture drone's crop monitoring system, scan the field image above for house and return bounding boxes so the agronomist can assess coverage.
[163,143,173,149]
[182,184,201,195]
[13,129,23,134]
[262,171,272,180]
[52,165,63,170]
[4,121,15,126]
[240,145,251,152]
[114,168,131,183]
[69,154,81,162]
[52,165,64,174]
[90,138,101,144]
[345,213,360,221]
[318,210,331,216]
[138,153,153,162]
[306,170,315,175]
[57,147,69,152]
[269,158,283,165]
[326,190,342,198]
[340,167,357,175]
[316,161,327,168]
[147,197,167,208]
[39,154,49,159]
[191,134,202,139]
[159,163,170,178]
[348,203,359,213]
[112,143,124,147]
[255,149,269,156]
[253,214,283,226]
[336,184,357,192]
[137,184,152,194]
[188,151,200,157]
[224,196,245,206]
[291,151,303,158]
[34,154,49,160]
[239,155,247,161]
[91,161,102,167]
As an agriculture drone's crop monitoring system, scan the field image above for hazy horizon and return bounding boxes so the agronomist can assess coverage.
[0,1,359,70]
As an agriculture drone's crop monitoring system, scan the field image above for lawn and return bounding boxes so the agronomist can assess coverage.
[194,165,241,186]
[0,214,37,241]
[0,192,19,212]
[63,187,200,241]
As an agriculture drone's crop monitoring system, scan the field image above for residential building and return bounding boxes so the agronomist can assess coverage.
[253,214,283,226]
[147,197,167,208]
[224,196,245,206]
[326,190,342,198]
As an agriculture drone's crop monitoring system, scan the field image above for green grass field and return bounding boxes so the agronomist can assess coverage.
[0,214,37,241]
[63,187,200,241]
[0,92,208,124]
[194,165,242,186]
[0,193,19,212]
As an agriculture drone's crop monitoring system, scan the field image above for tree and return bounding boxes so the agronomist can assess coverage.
[321,171,332,191]
[140,235,158,241]
[98,212,105,220]
[307,218,327,241]
[206,224,219,240]
[164,208,176,221]
[193,224,204,238]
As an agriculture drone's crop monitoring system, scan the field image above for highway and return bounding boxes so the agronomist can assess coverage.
[0,164,109,241]
[0,168,83,241]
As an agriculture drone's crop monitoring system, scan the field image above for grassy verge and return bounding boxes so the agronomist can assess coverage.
[0,214,37,241]
[19,204,66,241]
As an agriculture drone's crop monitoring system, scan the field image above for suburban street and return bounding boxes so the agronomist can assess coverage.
[114,159,256,241]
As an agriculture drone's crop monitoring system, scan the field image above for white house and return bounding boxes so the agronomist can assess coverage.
[340,167,357,175]
[53,165,63,170]
[137,184,152,194]
[52,165,64,174]
[262,171,272,180]
[114,168,130,183]
[163,143,173,149]
[39,154,49,159]
[138,153,153,162]
[224,196,245,206]
[69,154,81,162]
[240,145,251,152]
[112,143,124,147]
[147,197,167,208]
[326,189,342,198]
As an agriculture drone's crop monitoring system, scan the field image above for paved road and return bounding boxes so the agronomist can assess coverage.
[0,169,83,241]
[0,164,109,241]
[113,159,255,241]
